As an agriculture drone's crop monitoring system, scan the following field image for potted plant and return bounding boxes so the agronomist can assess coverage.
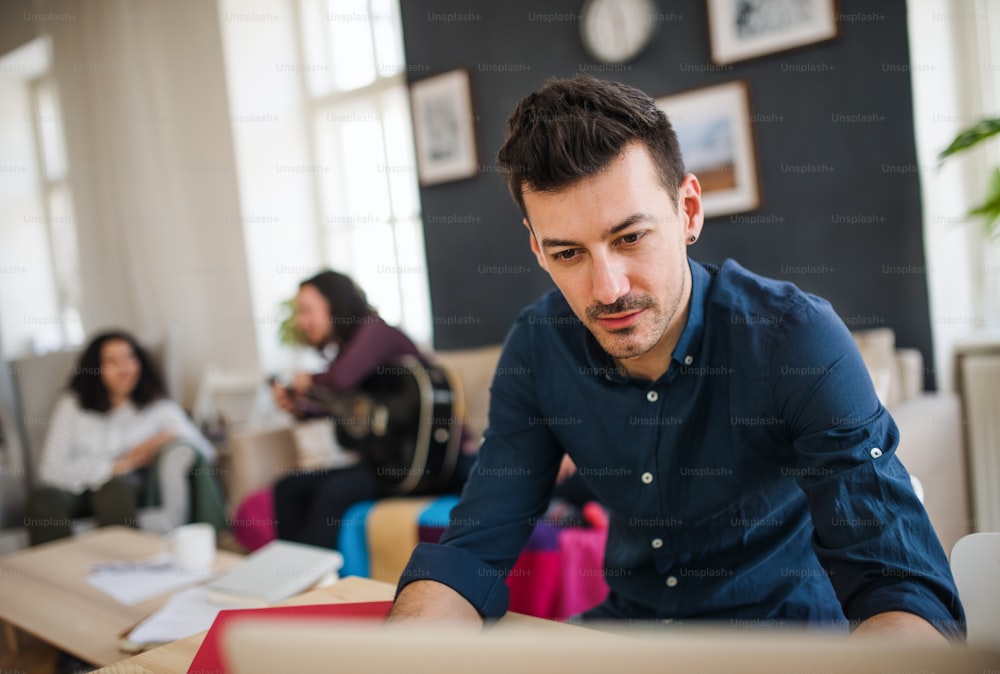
[938,117,1000,237]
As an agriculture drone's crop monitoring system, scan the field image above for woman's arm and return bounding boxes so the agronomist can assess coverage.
[110,429,176,475]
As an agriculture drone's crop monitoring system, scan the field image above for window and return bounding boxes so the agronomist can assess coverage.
[296,0,432,345]
[0,36,82,358]
[27,75,84,348]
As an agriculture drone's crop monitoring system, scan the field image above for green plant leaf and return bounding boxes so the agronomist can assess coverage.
[938,117,1000,162]
[970,167,1000,237]
[278,297,306,346]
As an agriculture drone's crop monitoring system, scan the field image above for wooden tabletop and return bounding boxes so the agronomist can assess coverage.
[95,575,588,673]
[0,526,242,667]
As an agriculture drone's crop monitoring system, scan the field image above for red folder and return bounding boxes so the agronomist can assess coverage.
[187,601,392,673]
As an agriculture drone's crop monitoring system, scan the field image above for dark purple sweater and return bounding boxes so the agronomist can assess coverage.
[311,316,420,393]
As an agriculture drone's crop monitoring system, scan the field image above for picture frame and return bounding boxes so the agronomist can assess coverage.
[654,81,760,218]
[706,0,838,65]
[409,69,479,186]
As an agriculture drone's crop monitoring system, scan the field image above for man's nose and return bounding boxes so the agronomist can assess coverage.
[591,253,629,306]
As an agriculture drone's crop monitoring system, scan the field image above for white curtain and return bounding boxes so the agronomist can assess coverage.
[39,0,259,402]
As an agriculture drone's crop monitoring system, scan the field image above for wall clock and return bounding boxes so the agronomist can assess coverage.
[580,0,657,64]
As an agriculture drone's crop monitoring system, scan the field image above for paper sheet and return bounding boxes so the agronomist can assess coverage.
[86,554,213,605]
[126,585,257,645]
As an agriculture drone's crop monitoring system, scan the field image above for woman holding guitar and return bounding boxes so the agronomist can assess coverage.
[271,270,472,548]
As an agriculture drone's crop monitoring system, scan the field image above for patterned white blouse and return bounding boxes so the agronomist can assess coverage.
[38,394,215,494]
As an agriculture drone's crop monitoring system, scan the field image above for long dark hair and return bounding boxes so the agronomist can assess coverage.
[301,270,374,346]
[497,75,686,219]
[69,330,167,412]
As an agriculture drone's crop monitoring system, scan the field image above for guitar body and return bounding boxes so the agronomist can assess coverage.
[330,355,464,495]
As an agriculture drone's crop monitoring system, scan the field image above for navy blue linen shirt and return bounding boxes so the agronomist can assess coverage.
[397,259,965,638]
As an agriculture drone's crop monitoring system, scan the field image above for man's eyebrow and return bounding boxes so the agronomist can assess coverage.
[540,213,651,249]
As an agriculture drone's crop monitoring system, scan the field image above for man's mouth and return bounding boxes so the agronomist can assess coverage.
[596,309,644,331]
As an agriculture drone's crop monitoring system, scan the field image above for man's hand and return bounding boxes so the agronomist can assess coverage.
[111,431,176,476]
[852,611,949,642]
[556,454,577,485]
[386,580,483,629]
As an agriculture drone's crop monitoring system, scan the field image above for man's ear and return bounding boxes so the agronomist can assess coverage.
[525,218,549,272]
[678,174,705,244]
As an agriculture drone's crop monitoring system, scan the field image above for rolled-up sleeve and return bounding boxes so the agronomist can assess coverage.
[772,297,965,639]
[395,318,563,618]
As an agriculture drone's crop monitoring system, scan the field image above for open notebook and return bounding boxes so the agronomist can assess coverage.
[222,620,1000,674]
[205,540,343,607]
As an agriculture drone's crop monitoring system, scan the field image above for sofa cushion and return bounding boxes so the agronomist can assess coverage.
[433,345,503,446]
[851,328,902,407]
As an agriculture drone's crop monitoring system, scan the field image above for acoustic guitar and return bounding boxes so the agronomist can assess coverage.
[302,355,465,495]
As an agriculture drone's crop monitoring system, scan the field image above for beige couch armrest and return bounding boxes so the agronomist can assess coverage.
[894,347,924,403]
[226,426,298,508]
[890,392,970,554]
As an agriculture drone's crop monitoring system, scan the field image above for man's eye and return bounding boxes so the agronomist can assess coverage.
[553,249,578,261]
[620,231,645,245]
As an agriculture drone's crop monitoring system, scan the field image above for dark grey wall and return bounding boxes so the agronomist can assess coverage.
[403,0,933,388]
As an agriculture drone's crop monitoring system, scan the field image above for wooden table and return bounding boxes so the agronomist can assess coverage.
[0,526,242,667]
[95,575,590,673]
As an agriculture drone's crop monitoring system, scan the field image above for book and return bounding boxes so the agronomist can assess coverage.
[205,540,344,607]
[187,601,392,674]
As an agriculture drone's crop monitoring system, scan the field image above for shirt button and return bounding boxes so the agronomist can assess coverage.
[683,355,693,365]
[651,538,663,549]
[646,390,658,402]
[641,472,654,484]
[869,447,883,458]
[665,576,678,588]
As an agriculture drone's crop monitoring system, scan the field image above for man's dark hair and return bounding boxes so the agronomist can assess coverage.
[301,269,374,346]
[70,330,167,412]
[496,76,685,219]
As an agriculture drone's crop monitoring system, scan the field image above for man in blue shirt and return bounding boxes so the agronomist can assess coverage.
[389,76,964,640]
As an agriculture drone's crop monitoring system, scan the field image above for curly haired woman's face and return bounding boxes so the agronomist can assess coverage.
[100,338,141,402]
[295,283,334,348]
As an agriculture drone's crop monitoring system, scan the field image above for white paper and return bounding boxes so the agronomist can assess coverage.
[126,585,257,645]
[86,554,213,606]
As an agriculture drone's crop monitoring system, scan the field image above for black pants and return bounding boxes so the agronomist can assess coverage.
[26,478,140,546]
[273,454,476,549]
[273,465,383,548]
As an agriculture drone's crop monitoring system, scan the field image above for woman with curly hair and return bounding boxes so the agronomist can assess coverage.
[26,330,215,545]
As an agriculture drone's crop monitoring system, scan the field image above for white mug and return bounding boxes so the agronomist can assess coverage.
[166,523,216,573]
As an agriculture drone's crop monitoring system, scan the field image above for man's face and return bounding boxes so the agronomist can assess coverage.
[295,283,334,348]
[524,142,703,379]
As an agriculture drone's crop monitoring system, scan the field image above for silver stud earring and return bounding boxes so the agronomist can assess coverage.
[689,236,697,243]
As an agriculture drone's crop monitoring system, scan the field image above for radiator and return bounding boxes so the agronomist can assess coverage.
[961,354,1000,533]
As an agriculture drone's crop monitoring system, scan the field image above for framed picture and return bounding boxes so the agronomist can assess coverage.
[706,0,838,65]
[409,69,479,186]
[654,81,760,218]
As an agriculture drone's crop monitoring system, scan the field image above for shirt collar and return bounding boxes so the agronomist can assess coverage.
[581,258,711,384]
[671,258,710,370]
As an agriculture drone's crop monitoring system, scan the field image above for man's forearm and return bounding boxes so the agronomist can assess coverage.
[852,611,949,642]
[387,580,484,628]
